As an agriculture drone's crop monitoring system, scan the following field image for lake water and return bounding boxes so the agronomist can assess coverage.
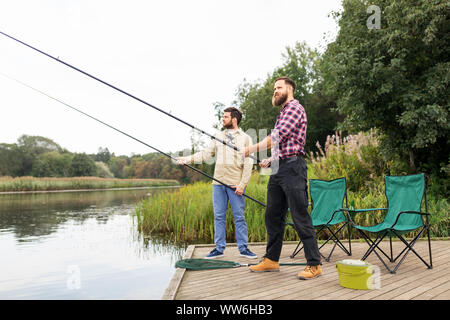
[0,187,186,300]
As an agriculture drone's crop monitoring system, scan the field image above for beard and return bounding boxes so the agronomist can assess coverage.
[272,92,288,107]
[222,120,234,129]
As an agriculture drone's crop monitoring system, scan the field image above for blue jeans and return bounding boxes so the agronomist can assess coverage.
[212,184,248,252]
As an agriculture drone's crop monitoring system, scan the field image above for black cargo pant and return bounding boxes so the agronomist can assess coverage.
[264,156,321,266]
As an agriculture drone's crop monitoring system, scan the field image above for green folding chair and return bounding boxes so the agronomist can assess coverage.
[343,174,432,274]
[287,177,352,262]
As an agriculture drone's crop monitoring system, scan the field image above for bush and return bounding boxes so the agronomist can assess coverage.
[308,129,386,192]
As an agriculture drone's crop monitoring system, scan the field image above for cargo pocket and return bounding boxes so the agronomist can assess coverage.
[288,158,299,175]
[303,183,309,206]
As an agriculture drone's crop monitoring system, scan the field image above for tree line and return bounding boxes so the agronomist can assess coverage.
[0,135,214,184]
[220,0,448,196]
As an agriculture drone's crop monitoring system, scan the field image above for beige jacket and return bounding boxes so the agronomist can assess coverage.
[184,129,253,189]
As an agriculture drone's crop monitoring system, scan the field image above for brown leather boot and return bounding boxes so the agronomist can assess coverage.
[248,257,280,272]
[297,265,322,280]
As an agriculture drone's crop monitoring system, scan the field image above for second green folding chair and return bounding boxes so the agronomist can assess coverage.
[342,173,433,274]
[287,177,352,262]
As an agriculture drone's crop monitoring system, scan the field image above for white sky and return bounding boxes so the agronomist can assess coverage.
[0,0,341,156]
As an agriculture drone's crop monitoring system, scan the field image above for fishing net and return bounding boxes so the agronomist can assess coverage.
[175,259,241,270]
[175,258,307,270]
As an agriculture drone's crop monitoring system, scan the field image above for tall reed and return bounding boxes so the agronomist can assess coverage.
[135,174,271,243]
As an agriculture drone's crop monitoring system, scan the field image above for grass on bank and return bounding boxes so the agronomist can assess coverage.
[135,130,449,244]
[135,172,449,244]
[0,176,179,192]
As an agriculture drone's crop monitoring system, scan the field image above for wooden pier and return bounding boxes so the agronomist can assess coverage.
[163,240,449,300]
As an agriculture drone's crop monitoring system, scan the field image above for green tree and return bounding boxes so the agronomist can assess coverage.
[235,78,279,136]
[31,151,72,177]
[16,135,64,175]
[322,0,449,176]
[108,156,129,178]
[236,41,339,152]
[95,147,111,163]
[70,153,97,177]
[0,143,23,176]
[212,101,226,129]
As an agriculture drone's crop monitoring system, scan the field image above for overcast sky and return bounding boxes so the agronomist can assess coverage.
[0,0,342,156]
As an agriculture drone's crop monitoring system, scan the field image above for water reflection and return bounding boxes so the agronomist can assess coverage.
[0,188,166,240]
[0,187,185,299]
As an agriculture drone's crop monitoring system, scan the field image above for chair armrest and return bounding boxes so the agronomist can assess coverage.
[337,208,388,225]
[390,210,430,229]
[325,208,350,225]
[351,208,388,213]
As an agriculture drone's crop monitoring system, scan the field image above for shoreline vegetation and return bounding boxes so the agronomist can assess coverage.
[136,172,449,244]
[136,131,449,244]
[0,176,179,192]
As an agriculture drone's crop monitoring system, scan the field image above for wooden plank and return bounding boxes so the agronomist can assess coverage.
[393,274,450,300]
[412,279,450,300]
[431,289,450,300]
[161,244,195,300]
[373,261,450,300]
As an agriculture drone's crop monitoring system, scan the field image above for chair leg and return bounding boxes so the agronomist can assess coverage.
[389,236,394,262]
[290,225,327,259]
[360,230,392,262]
[291,225,326,259]
[360,232,378,260]
[427,226,433,269]
[359,227,433,274]
[327,224,352,256]
[358,230,395,273]
[291,223,352,261]
[290,240,303,259]
[392,228,432,273]
[348,222,352,256]
[316,224,351,262]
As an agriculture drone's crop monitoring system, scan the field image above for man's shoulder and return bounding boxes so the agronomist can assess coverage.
[282,100,305,119]
[285,99,304,111]
[237,129,252,140]
[212,129,226,139]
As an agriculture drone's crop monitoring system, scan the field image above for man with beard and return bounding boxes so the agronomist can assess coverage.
[176,107,257,259]
[243,77,322,280]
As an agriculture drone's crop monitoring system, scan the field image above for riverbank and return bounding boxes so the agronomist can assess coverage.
[0,176,179,192]
[0,185,181,195]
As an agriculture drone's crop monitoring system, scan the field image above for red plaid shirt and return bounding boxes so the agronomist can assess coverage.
[270,99,307,159]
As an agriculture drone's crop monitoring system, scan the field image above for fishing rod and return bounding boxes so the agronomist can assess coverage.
[0,30,259,163]
[0,72,266,207]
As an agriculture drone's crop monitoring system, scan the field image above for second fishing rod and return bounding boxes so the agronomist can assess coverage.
[0,72,266,207]
[0,31,260,164]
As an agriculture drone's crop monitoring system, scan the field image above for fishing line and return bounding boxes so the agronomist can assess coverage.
[0,30,259,163]
[0,72,266,207]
